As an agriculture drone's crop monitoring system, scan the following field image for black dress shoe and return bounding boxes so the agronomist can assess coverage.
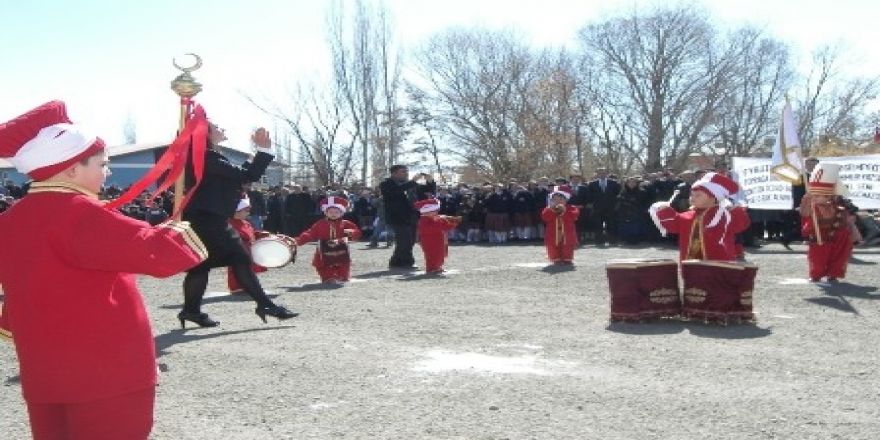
[177,311,219,329]
[255,304,299,323]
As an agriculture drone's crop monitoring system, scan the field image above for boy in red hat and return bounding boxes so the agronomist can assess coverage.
[800,163,859,282]
[416,198,462,274]
[0,101,207,440]
[226,196,269,293]
[294,196,362,283]
[650,172,750,261]
[541,185,580,265]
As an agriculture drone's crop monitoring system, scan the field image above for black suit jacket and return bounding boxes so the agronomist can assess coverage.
[586,179,621,212]
[185,148,274,218]
[379,178,437,225]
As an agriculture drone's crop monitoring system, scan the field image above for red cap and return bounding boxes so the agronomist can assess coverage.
[692,172,739,201]
[550,185,572,199]
[0,101,105,180]
[415,198,441,214]
[320,196,349,212]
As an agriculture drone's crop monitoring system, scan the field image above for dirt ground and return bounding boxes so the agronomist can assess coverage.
[2,241,879,439]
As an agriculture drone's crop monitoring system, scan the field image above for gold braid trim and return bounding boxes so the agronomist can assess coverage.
[158,221,208,260]
[28,181,98,199]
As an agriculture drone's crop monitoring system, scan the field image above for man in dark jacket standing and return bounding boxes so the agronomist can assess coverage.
[585,168,621,245]
[380,165,436,270]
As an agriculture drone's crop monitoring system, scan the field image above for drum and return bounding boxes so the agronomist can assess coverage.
[606,259,681,322]
[251,235,297,268]
[680,260,757,324]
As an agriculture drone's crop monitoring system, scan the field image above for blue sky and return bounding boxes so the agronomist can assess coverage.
[1,0,878,151]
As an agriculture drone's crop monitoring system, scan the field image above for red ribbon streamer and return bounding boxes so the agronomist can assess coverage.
[105,102,208,215]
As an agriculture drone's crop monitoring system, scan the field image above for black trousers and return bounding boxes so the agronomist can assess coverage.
[388,222,418,268]
[182,211,273,314]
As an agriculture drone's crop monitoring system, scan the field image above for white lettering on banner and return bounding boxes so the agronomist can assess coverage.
[732,157,793,210]
[732,155,880,210]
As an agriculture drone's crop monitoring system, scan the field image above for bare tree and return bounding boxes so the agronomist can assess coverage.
[578,6,740,172]
[122,111,137,144]
[794,45,880,154]
[710,28,794,159]
[328,0,403,185]
[413,28,548,181]
[245,83,358,187]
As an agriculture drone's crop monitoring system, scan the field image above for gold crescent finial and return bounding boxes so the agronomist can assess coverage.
[173,53,203,73]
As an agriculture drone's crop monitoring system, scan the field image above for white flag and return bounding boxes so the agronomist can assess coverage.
[770,100,805,184]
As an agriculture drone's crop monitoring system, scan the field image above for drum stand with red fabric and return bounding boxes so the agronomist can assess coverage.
[680,260,757,325]
[606,259,681,322]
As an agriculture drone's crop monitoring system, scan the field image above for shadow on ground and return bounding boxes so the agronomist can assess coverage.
[606,320,772,339]
[155,326,295,358]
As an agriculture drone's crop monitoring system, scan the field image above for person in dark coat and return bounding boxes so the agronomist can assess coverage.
[264,186,287,233]
[585,168,621,245]
[615,177,650,244]
[245,182,267,230]
[379,165,436,270]
[285,184,317,236]
[181,124,297,327]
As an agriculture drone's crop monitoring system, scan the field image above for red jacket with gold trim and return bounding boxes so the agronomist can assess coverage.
[294,218,362,267]
[0,185,206,403]
[653,205,750,261]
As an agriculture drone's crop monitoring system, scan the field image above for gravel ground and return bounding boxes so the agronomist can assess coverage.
[2,241,879,439]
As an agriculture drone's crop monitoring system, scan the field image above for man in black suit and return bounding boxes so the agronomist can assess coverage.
[380,165,436,270]
[244,182,267,230]
[585,168,621,245]
[567,174,591,242]
[180,124,296,327]
[285,184,317,236]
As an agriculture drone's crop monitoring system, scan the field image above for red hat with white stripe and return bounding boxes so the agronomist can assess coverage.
[320,196,349,213]
[236,196,251,212]
[550,185,572,200]
[807,162,846,196]
[692,172,739,202]
[0,101,106,181]
[415,198,441,214]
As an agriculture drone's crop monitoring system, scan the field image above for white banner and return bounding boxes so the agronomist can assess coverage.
[732,157,793,210]
[732,155,880,210]
[821,155,880,210]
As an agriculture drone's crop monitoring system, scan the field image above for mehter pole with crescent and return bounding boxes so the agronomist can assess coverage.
[169,53,203,218]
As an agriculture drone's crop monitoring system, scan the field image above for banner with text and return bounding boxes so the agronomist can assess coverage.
[732,155,880,210]
[732,157,793,210]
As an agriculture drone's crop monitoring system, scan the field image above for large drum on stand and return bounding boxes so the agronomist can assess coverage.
[680,260,757,324]
[251,235,297,268]
[605,259,681,322]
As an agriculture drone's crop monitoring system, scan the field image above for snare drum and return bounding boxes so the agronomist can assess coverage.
[680,260,757,324]
[606,259,681,321]
[251,235,297,268]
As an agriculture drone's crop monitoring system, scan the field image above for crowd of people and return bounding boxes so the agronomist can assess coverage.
[4,163,880,248]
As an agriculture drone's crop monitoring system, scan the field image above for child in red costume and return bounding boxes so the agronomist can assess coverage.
[649,172,750,261]
[0,101,206,440]
[800,163,860,282]
[416,198,462,274]
[295,196,362,283]
[227,197,268,293]
[541,185,580,265]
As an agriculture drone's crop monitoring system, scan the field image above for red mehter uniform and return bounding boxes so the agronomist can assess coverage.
[541,205,580,263]
[418,214,461,272]
[226,217,267,293]
[800,163,856,281]
[653,204,750,261]
[295,218,362,282]
[0,183,206,435]
[801,200,853,280]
